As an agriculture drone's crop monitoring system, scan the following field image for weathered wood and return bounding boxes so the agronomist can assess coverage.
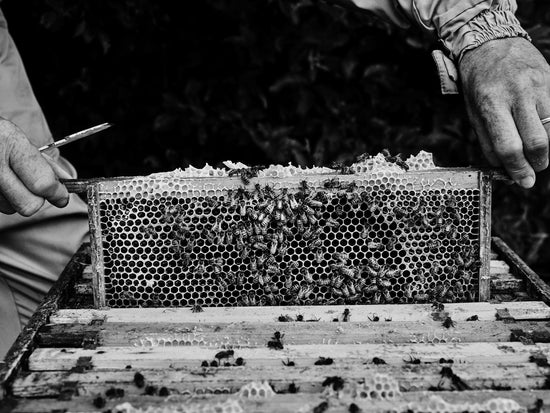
[12,362,550,398]
[490,260,511,275]
[48,301,550,325]
[493,237,550,303]
[87,184,105,309]
[0,244,89,400]
[81,265,94,281]
[74,281,93,295]
[61,177,134,194]
[27,342,550,371]
[8,390,550,413]
[490,273,524,293]
[36,320,550,348]
[478,172,492,301]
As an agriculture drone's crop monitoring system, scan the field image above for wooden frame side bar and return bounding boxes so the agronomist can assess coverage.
[87,184,106,308]
[478,172,492,301]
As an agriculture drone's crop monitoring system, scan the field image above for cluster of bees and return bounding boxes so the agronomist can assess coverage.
[133,152,481,307]
[160,174,415,306]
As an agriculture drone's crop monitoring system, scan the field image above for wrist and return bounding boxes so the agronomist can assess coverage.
[446,8,530,63]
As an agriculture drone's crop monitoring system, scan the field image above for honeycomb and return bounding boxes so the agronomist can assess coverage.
[324,373,401,400]
[89,154,488,308]
[113,399,244,413]
[236,381,276,399]
[404,395,524,413]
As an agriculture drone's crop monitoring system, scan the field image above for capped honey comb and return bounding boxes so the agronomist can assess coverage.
[88,156,491,308]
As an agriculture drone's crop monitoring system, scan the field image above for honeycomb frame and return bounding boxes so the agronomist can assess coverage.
[88,168,492,308]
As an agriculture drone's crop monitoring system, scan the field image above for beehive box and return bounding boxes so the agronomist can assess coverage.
[3,239,550,413]
[87,153,492,309]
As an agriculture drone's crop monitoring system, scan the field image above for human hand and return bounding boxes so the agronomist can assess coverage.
[0,118,69,216]
[459,37,550,188]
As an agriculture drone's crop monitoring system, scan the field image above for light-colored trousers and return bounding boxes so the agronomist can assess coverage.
[0,10,89,358]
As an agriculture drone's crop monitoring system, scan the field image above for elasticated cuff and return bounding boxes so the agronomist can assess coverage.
[444,8,531,62]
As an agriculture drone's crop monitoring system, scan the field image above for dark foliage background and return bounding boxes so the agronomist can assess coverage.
[2,0,550,276]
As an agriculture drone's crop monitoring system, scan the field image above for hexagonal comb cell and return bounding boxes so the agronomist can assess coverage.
[89,166,489,308]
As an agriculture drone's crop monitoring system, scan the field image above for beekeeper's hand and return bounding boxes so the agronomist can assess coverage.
[460,37,550,188]
[0,118,69,215]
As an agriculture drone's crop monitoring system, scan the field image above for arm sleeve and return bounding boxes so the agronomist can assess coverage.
[350,0,530,61]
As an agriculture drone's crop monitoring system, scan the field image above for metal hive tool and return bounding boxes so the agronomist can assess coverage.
[88,154,492,308]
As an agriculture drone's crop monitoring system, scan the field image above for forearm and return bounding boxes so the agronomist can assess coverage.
[349,1,529,61]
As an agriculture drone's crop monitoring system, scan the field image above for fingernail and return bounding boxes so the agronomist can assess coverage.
[519,176,535,188]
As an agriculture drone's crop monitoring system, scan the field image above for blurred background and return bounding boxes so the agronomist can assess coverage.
[2,0,550,277]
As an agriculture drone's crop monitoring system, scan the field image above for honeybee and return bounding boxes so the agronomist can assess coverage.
[356,153,370,162]
[211,260,222,274]
[241,293,258,306]
[288,193,299,210]
[354,278,367,291]
[265,255,276,267]
[253,242,269,252]
[384,268,401,279]
[445,194,458,209]
[386,236,398,251]
[194,260,206,277]
[308,214,318,226]
[217,279,228,292]
[278,242,289,256]
[331,288,343,297]
[451,251,464,267]
[340,284,350,297]
[331,275,344,288]
[266,264,281,275]
[284,276,293,291]
[457,268,472,282]
[339,267,355,278]
[347,192,362,206]
[249,258,257,272]
[239,202,247,217]
[325,217,340,228]
[427,239,441,254]
[393,206,409,219]
[139,225,157,238]
[201,228,215,243]
[297,286,313,300]
[365,257,380,271]
[298,180,312,197]
[301,268,314,284]
[333,252,348,264]
[323,177,340,189]
[433,281,451,302]
[235,271,245,287]
[368,241,383,250]
[256,255,266,269]
[241,246,250,260]
[360,225,369,239]
[315,248,324,264]
[430,262,441,277]
[308,239,323,250]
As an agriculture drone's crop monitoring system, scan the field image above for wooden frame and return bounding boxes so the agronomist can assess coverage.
[87,168,491,308]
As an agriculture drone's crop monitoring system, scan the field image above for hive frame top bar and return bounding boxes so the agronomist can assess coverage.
[61,167,507,194]
[87,168,492,308]
[92,168,482,194]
